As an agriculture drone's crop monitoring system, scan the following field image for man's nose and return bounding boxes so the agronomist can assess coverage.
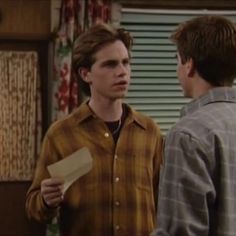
[116,63,128,76]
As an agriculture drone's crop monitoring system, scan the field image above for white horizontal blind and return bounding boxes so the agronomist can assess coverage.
[120,9,236,134]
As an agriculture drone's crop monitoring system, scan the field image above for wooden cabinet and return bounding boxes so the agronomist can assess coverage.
[0,182,46,236]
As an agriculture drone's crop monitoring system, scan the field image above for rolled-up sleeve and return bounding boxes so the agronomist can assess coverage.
[25,134,60,222]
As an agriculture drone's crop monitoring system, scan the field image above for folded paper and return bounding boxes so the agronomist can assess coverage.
[47,147,93,193]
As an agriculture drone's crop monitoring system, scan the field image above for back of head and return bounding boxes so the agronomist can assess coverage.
[72,23,133,96]
[171,15,236,86]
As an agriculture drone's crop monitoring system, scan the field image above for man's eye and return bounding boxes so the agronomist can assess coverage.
[105,61,117,67]
[123,59,130,66]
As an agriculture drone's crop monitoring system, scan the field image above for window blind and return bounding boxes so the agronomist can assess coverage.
[120,9,236,134]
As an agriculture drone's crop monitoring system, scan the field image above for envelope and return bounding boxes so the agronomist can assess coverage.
[47,147,93,193]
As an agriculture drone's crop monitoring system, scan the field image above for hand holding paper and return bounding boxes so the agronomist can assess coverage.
[47,147,93,194]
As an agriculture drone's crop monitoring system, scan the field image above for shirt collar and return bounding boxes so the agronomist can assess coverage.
[124,104,147,130]
[180,87,236,117]
[72,102,147,130]
[72,101,95,124]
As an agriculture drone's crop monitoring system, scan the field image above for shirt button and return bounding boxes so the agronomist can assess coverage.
[115,201,120,206]
[115,225,120,230]
[104,132,109,138]
[114,154,118,159]
[115,177,120,182]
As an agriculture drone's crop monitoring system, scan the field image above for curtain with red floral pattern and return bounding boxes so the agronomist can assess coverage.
[52,0,111,122]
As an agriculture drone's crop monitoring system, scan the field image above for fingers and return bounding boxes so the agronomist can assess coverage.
[42,177,64,187]
[43,191,64,207]
[41,177,64,208]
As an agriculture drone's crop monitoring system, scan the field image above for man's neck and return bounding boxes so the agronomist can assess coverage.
[88,98,123,122]
[191,78,214,99]
[188,73,214,99]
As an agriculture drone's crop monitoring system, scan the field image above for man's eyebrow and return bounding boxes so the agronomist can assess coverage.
[122,57,130,62]
[100,57,130,66]
[102,59,117,64]
[100,59,118,66]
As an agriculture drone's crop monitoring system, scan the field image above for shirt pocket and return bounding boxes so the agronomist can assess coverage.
[77,171,99,190]
[134,165,152,192]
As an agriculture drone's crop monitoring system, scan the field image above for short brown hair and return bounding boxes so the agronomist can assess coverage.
[72,23,133,95]
[171,15,236,86]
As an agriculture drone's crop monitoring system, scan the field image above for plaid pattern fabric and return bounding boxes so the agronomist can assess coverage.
[154,87,236,236]
[26,102,163,236]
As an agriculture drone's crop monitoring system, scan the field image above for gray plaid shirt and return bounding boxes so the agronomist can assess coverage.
[153,87,236,236]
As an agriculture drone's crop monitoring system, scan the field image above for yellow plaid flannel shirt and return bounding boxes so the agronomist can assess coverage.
[26,102,163,236]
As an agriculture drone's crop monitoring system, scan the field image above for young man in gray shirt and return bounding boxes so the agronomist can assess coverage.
[153,15,236,236]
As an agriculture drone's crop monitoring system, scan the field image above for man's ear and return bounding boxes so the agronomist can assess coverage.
[79,67,91,83]
[186,58,195,77]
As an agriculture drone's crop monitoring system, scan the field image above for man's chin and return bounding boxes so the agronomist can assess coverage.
[110,93,126,100]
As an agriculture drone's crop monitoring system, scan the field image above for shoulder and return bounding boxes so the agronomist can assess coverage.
[165,109,215,156]
[126,104,161,130]
[46,110,78,138]
[46,102,91,137]
[171,107,211,137]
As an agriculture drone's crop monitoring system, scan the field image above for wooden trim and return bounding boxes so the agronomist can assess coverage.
[118,0,236,9]
[0,32,54,41]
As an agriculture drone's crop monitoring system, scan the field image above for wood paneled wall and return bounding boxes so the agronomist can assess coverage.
[0,0,51,40]
[0,182,46,236]
[0,1,51,235]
